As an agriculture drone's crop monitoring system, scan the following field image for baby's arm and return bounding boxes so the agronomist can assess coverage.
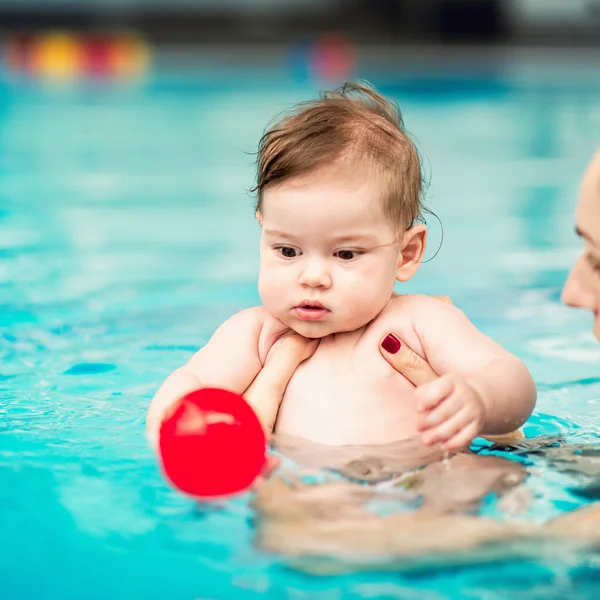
[146,307,268,449]
[406,295,536,445]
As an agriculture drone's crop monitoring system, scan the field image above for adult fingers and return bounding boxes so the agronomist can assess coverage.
[245,335,318,435]
[378,296,451,385]
[295,336,320,363]
[265,333,318,365]
[379,333,439,386]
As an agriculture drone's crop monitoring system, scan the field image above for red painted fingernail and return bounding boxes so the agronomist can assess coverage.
[381,334,401,354]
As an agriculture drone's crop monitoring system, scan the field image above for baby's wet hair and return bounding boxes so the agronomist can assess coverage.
[252,81,426,232]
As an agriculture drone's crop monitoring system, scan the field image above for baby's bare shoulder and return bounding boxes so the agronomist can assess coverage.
[189,306,289,371]
[355,295,426,352]
[380,293,448,322]
[387,294,465,320]
[225,306,287,331]
[224,305,288,333]
[359,295,460,354]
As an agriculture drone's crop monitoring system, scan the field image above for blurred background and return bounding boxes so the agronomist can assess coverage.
[3,3,600,600]
[2,0,600,398]
[1,0,600,45]
[1,1,600,380]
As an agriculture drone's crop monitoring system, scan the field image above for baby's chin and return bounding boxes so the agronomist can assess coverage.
[285,316,370,339]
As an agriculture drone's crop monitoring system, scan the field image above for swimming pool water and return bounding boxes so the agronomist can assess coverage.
[2,50,600,599]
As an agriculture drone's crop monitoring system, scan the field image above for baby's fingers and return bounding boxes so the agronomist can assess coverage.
[421,407,472,446]
[418,395,462,432]
[416,376,456,413]
[442,422,480,452]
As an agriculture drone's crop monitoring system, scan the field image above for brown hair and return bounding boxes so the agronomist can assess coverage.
[252,81,425,231]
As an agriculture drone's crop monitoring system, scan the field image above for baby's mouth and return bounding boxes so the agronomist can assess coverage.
[296,299,328,310]
[294,302,330,321]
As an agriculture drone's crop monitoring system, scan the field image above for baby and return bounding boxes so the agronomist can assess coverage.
[147,82,536,453]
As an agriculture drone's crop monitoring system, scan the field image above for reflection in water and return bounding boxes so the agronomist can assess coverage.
[253,435,600,574]
[254,436,528,572]
[485,435,600,501]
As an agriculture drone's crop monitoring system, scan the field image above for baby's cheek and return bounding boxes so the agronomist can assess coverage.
[257,267,273,297]
[354,285,390,320]
[258,273,285,313]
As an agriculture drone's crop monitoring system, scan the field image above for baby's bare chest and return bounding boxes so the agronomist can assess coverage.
[274,329,421,445]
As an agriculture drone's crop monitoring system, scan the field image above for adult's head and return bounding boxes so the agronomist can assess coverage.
[562,151,600,339]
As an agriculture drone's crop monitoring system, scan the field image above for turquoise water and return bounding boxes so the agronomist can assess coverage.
[2,53,600,599]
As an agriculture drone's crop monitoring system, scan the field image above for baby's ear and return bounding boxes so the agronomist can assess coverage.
[396,224,427,282]
[255,210,263,226]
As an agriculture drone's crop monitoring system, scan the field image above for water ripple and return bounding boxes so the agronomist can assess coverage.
[64,363,117,375]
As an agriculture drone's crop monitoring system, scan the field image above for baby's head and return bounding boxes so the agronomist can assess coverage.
[253,81,427,338]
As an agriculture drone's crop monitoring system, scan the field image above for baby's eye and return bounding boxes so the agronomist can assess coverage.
[335,250,361,261]
[276,246,300,258]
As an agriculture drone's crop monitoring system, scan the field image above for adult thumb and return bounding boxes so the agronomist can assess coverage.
[379,333,439,387]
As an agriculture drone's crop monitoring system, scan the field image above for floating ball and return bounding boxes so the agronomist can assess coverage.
[159,388,266,498]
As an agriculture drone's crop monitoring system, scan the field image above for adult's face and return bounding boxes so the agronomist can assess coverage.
[562,152,600,340]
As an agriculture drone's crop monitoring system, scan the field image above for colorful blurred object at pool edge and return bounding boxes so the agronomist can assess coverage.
[290,33,355,85]
[4,31,151,82]
[312,34,355,83]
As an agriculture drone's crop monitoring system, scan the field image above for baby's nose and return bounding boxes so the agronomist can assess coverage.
[298,259,332,288]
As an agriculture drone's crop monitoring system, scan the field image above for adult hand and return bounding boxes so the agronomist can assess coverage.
[244,333,319,436]
[379,296,524,450]
[244,333,319,479]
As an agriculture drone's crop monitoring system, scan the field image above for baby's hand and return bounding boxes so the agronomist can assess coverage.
[416,374,486,452]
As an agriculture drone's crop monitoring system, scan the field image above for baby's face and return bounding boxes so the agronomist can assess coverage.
[258,164,402,338]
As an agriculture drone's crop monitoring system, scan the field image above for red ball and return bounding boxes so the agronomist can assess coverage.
[159,388,266,498]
